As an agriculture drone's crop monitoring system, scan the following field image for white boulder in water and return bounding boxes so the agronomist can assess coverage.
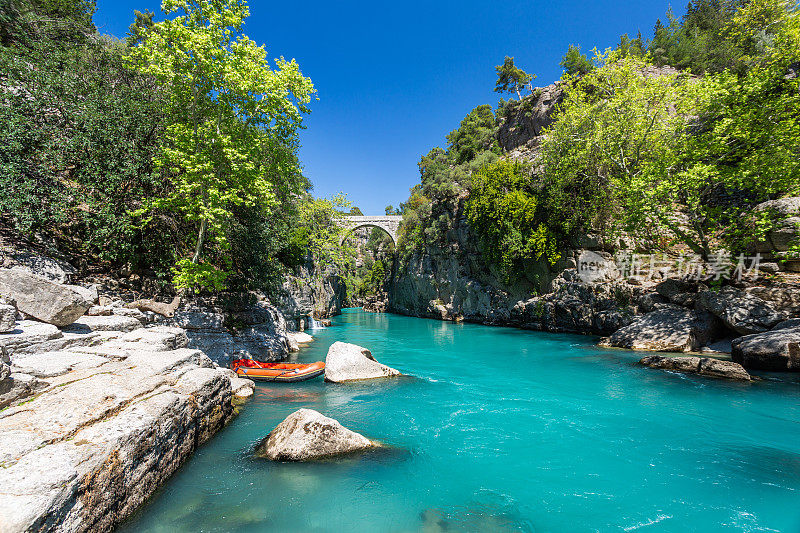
[256,408,376,461]
[324,341,401,382]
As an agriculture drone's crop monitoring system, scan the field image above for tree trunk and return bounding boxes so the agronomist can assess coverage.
[192,218,207,264]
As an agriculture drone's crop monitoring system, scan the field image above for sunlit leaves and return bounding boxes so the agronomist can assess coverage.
[127,0,315,290]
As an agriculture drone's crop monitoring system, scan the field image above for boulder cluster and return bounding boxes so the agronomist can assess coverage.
[602,280,799,373]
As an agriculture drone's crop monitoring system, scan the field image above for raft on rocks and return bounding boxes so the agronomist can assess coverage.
[256,408,377,461]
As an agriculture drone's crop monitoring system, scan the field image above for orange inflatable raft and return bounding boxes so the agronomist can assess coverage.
[231,359,325,383]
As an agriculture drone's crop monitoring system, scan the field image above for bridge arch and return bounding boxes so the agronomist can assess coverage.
[339,215,401,246]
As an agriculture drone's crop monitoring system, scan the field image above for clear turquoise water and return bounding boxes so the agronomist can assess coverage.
[120,309,800,533]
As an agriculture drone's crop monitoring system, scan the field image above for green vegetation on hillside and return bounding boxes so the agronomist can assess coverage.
[0,0,349,293]
[466,160,560,282]
[398,0,800,282]
[398,105,500,257]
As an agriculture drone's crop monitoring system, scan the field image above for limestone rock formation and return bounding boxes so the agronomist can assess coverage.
[655,279,698,306]
[696,286,783,335]
[752,197,800,253]
[601,307,718,352]
[731,326,800,371]
[0,318,251,532]
[63,314,143,333]
[127,294,182,317]
[324,341,401,382]
[639,355,751,381]
[4,250,77,283]
[745,285,800,316]
[0,268,92,326]
[497,82,565,153]
[0,298,16,333]
[286,331,314,352]
[255,408,375,461]
[278,262,345,327]
[173,299,290,366]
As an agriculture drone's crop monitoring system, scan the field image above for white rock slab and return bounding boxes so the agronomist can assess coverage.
[324,341,401,382]
[11,351,109,378]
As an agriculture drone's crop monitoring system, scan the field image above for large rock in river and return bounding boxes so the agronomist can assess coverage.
[256,408,376,461]
[0,268,92,326]
[324,341,401,382]
[601,307,718,352]
[696,286,783,335]
[639,355,751,381]
[731,327,800,371]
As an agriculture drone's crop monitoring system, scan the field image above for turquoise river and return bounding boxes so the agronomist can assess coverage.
[120,309,800,532]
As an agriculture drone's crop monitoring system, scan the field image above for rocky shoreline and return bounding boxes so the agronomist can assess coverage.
[391,264,800,375]
[0,259,319,532]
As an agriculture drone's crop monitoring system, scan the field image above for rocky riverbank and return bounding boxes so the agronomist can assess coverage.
[392,259,800,372]
[0,258,318,532]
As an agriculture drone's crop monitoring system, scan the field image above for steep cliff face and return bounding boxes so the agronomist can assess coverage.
[496,82,564,156]
[278,261,346,328]
[390,235,638,335]
[389,81,654,335]
[391,83,571,327]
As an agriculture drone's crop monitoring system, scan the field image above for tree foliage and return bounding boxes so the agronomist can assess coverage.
[539,3,800,259]
[466,160,559,282]
[127,0,316,290]
[0,0,177,277]
[559,44,595,76]
[398,105,501,257]
[494,56,534,99]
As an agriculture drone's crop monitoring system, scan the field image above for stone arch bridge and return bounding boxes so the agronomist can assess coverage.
[339,215,402,245]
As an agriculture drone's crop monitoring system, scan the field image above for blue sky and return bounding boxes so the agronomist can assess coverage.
[95,0,681,214]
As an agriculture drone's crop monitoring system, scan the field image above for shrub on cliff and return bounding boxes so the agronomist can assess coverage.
[397,105,501,258]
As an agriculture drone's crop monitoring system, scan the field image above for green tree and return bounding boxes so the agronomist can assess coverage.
[0,0,177,276]
[126,9,154,46]
[348,206,364,216]
[615,32,646,59]
[494,56,534,100]
[540,52,709,255]
[466,160,559,282]
[296,194,355,271]
[559,44,594,76]
[128,0,316,290]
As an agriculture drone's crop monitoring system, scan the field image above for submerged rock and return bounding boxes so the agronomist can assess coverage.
[256,408,376,461]
[324,341,401,382]
[0,268,92,326]
[731,327,800,372]
[639,355,751,381]
[286,331,314,352]
[601,307,718,352]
